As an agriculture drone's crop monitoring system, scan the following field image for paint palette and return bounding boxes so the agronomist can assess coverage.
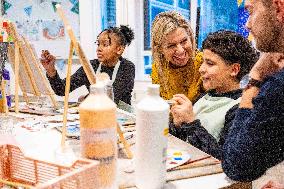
[55,123,80,139]
[166,149,191,170]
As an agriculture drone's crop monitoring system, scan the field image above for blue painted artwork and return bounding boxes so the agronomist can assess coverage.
[151,6,166,21]
[178,0,189,10]
[155,0,174,5]
[198,0,238,48]
[238,7,249,38]
[144,56,153,75]
[101,0,116,30]
[24,6,32,17]
[3,1,12,13]
[71,2,79,14]
[69,0,78,5]
[42,20,65,40]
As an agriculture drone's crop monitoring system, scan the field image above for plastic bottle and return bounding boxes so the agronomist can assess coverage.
[135,84,169,189]
[79,82,117,189]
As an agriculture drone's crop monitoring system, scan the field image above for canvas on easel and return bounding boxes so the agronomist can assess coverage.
[6,22,58,113]
[54,4,96,150]
[55,4,133,159]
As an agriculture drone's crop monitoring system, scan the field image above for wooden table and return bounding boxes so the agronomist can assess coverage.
[118,135,224,188]
[3,112,244,189]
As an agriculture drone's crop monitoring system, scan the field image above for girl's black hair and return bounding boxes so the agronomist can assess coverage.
[202,30,260,81]
[98,25,135,46]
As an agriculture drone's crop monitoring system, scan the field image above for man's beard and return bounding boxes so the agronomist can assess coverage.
[256,25,282,53]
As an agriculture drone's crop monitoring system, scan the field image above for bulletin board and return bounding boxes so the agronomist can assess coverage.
[2,0,80,59]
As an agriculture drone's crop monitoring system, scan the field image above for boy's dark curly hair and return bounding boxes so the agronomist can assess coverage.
[202,30,259,81]
[100,25,135,47]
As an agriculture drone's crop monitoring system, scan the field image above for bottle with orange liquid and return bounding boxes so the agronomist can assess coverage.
[79,83,117,189]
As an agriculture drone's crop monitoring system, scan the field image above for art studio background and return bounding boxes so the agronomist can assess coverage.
[0,0,250,102]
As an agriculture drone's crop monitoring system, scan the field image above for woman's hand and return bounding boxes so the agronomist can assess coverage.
[171,94,195,126]
[40,50,57,77]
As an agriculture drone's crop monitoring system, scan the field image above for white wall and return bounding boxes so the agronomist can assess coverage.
[191,0,198,36]
[79,0,101,60]
[116,0,145,81]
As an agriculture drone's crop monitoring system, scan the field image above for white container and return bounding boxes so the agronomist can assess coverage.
[135,84,169,189]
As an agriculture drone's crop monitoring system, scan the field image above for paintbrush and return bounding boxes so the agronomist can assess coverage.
[168,155,215,171]
[122,122,135,127]
[167,99,175,106]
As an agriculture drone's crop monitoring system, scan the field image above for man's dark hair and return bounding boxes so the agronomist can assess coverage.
[202,30,260,81]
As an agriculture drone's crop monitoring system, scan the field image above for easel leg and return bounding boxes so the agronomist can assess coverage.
[117,123,133,159]
[61,41,74,148]
[49,94,58,109]
[22,92,29,105]
[1,80,8,114]
[18,78,29,105]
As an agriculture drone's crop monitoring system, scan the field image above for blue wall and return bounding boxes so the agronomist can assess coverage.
[198,0,239,48]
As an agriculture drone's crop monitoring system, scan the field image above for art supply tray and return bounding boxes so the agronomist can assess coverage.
[0,144,98,189]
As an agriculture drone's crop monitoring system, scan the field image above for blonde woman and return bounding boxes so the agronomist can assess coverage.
[151,11,203,101]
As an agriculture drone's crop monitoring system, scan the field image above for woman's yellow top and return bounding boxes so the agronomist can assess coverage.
[151,52,203,102]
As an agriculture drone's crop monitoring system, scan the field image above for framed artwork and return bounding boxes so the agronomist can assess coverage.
[1,0,79,58]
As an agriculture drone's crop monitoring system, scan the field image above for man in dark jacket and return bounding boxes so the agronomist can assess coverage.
[222,0,284,186]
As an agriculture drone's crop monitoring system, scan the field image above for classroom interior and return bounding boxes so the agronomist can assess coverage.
[1,0,281,189]
[0,0,249,102]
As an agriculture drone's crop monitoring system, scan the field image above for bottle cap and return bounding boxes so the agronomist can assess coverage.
[90,82,105,94]
[147,84,160,96]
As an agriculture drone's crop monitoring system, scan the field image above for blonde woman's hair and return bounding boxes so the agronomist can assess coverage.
[151,11,196,94]
[151,11,196,65]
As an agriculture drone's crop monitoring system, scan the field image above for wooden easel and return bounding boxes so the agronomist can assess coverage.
[56,4,133,159]
[6,22,58,113]
[0,79,8,114]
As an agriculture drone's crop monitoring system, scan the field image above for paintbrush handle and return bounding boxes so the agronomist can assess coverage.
[168,155,213,171]
[122,124,135,127]
[170,160,220,171]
